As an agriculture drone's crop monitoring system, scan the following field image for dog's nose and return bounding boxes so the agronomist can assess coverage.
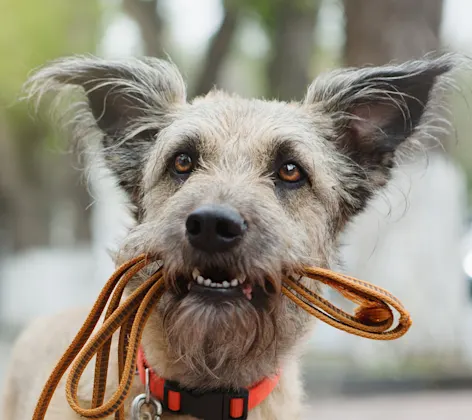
[186,205,247,253]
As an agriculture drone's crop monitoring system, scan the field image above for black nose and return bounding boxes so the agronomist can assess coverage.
[186,205,247,253]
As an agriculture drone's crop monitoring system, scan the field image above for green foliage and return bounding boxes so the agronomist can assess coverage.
[0,0,102,157]
[0,0,101,106]
[236,0,319,35]
[237,0,278,30]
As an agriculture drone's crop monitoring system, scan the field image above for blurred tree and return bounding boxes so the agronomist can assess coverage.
[343,0,442,66]
[0,0,101,251]
[122,0,319,100]
[122,0,242,98]
[193,1,241,97]
[263,0,320,100]
[343,0,444,150]
[123,0,163,57]
[215,0,320,100]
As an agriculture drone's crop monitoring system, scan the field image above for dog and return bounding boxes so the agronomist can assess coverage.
[2,54,456,419]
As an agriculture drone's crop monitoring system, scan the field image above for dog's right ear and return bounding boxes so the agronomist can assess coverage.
[25,56,186,205]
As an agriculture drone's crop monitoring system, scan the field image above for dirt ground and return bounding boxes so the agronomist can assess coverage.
[304,391,472,420]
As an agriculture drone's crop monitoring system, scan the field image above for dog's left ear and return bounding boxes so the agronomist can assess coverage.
[304,56,454,190]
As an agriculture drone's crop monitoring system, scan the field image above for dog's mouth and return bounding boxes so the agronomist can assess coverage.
[171,267,280,301]
[186,268,253,299]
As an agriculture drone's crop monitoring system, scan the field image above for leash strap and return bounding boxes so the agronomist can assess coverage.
[32,255,412,420]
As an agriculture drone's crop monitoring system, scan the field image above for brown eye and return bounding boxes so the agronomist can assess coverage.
[174,153,194,174]
[278,162,303,183]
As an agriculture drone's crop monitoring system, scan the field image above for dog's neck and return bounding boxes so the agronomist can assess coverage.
[138,310,309,392]
[140,327,281,391]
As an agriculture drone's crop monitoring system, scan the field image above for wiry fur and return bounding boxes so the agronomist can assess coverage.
[3,54,460,419]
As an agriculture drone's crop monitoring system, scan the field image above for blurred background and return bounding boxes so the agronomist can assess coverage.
[1,0,472,418]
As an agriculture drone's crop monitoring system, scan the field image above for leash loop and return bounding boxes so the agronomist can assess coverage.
[281,267,412,340]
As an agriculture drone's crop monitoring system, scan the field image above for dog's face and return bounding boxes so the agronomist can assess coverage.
[28,56,452,388]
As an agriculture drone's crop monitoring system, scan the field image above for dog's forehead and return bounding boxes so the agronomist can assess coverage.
[156,93,332,162]
[186,94,317,141]
[190,93,304,120]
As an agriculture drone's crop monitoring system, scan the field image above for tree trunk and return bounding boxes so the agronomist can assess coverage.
[343,0,442,66]
[123,0,163,57]
[192,4,240,98]
[266,0,320,101]
[344,0,445,151]
[44,147,92,247]
[0,113,92,251]
[0,114,50,250]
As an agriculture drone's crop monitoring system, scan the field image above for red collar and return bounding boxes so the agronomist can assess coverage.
[137,347,280,420]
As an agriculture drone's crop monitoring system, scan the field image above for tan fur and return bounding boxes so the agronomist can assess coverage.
[2,54,457,419]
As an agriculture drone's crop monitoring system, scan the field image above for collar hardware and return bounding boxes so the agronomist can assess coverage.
[137,347,277,420]
[163,380,249,420]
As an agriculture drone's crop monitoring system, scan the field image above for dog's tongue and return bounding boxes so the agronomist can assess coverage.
[242,284,253,300]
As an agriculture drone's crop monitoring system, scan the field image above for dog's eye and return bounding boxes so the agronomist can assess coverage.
[174,153,194,174]
[277,162,305,184]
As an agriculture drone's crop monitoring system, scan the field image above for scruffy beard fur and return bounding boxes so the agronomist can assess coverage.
[2,53,464,419]
[155,292,284,389]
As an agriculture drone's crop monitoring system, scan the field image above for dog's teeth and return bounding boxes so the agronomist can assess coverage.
[237,274,246,284]
[222,281,230,288]
[197,276,204,285]
[192,269,200,280]
[210,282,218,288]
[230,279,238,287]
[216,283,223,288]
[204,279,212,287]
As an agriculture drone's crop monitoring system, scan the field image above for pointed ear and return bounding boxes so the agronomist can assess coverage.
[26,56,186,205]
[305,55,454,187]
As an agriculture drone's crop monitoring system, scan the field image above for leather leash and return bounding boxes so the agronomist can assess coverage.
[32,254,412,420]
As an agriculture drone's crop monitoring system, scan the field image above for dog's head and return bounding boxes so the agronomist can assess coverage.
[27,55,453,388]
